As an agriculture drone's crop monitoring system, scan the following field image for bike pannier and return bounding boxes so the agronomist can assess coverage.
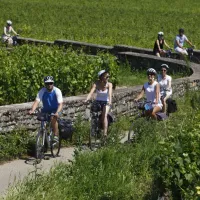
[167,98,177,113]
[58,119,74,140]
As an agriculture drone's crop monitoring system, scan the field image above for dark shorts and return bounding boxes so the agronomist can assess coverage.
[96,101,109,111]
[40,109,62,121]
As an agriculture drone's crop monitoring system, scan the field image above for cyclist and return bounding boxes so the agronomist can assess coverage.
[134,68,162,120]
[174,28,194,55]
[153,32,171,57]
[85,70,112,137]
[2,20,19,45]
[157,64,172,113]
[29,76,63,142]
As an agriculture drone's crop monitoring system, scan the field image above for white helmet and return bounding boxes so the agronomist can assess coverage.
[158,31,164,36]
[98,69,106,77]
[6,20,12,25]
[44,76,54,83]
[147,68,157,75]
[161,64,169,69]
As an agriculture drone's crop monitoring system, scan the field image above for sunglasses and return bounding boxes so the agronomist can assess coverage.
[45,82,54,85]
[162,69,167,72]
[106,76,110,79]
[147,73,155,76]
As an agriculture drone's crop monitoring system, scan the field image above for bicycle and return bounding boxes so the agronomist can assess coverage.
[89,101,114,150]
[3,35,19,47]
[127,100,168,142]
[166,47,200,63]
[35,112,61,162]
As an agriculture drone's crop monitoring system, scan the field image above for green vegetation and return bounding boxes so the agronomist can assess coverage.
[0,129,35,163]
[0,0,199,48]
[4,91,200,199]
[0,45,118,105]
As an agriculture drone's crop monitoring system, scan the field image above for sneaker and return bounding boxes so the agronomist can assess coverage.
[53,135,59,143]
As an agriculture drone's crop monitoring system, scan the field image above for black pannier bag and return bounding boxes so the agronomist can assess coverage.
[58,119,74,140]
[167,98,177,113]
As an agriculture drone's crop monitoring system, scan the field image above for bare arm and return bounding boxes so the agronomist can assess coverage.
[135,86,145,101]
[85,83,96,101]
[108,82,113,105]
[11,27,18,35]
[164,40,171,49]
[3,27,10,36]
[29,100,40,114]
[186,39,194,47]
[176,40,183,49]
[155,83,160,104]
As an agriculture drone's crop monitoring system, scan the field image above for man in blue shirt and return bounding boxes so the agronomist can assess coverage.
[29,76,63,141]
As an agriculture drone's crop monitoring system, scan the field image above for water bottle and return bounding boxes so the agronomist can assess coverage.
[144,103,150,110]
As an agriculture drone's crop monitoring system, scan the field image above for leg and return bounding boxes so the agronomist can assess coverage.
[163,95,171,113]
[156,52,160,57]
[101,105,110,136]
[51,116,59,136]
[150,106,162,120]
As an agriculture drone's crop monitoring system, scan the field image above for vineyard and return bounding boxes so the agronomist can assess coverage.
[0,0,200,47]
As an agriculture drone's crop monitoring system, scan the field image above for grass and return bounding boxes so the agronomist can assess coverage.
[0,0,200,48]
[4,91,200,199]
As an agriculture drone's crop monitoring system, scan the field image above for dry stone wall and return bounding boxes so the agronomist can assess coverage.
[0,38,200,133]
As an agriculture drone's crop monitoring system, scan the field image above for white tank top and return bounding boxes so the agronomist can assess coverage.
[96,83,109,102]
[143,81,162,105]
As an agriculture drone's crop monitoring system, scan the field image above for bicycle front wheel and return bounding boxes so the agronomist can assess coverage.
[190,56,200,64]
[50,133,61,157]
[35,130,45,162]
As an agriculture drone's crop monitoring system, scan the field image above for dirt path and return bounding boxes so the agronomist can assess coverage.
[0,147,75,197]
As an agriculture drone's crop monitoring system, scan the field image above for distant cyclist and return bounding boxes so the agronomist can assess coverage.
[85,70,113,137]
[174,28,194,55]
[157,64,172,113]
[29,76,63,142]
[153,32,171,57]
[134,68,162,120]
[2,20,19,45]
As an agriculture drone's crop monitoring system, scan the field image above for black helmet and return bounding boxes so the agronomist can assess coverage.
[179,28,184,33]
[44,76,54,83]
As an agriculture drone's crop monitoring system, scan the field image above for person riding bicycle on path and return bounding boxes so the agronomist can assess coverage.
[85,70,112,138]
[134,68,162,120]
[157,64,172,113]
[29,76,63,142]
[174,28,194,56]
[2,20,19,45]
[153,32,171,57]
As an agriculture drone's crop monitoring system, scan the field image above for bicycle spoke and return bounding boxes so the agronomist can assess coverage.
[50,132,61,157]
[35,130,45,161]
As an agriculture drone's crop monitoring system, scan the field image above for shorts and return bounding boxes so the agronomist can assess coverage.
[40,109,62,121]
[174,47,188,55]
[96,100,110,111]
[145,102,163,110]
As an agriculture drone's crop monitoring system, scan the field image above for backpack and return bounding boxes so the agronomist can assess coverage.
[58,119,74,140]
[166,98,177,113]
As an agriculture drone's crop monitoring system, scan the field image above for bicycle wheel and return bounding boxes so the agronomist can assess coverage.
[89,115,99,150]
[35,130,45,162]
[190,56,200,64]
[50,131,61,157]
[127,122,135,142]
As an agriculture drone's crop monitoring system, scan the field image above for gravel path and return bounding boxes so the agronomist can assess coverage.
[0,147,75,197]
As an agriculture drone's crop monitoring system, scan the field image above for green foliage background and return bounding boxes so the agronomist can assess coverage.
[0,0,200,47]
[0,45,118,105]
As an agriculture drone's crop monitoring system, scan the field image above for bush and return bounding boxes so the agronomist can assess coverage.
[0,45,119,105]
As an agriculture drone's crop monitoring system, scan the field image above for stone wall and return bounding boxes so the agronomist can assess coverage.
[0,37,200,133]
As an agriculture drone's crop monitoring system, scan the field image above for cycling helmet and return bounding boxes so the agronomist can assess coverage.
[179,28,184,33]
[158,31,164,36]
[44,76,54,83]
[161,64,169,69]
[147,68,157,75]
[98,69,106,77]
[6,20,12,25]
